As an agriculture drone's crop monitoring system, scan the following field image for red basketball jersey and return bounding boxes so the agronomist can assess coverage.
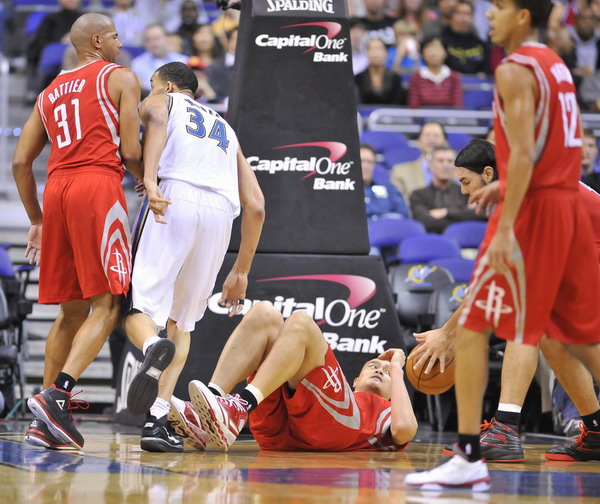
[37,60,125,177]
[493,43,582,194]
[579,181,600,257]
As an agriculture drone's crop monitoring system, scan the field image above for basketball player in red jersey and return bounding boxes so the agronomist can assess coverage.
[12,13,143,450]
[412,140,600,463]
[406,0,600,490]
[167,302,417,452]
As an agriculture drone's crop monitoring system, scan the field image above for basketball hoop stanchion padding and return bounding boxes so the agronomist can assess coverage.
[226,0,368,254]
[114,0,406,423]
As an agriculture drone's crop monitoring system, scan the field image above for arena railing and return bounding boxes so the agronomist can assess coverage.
[361,106,600,138]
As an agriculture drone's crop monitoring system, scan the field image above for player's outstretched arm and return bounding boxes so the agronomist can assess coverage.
[219,147,265,316]
[110,68,143,180]
[139,94,172,224]
[486,63,537,273]
[12,106,47,265]
[379,348,418,445]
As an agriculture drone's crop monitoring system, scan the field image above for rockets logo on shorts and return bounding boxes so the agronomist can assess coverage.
[101,201,132,292]
[474,280,514,327]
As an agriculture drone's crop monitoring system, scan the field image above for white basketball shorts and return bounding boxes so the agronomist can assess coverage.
[131,179,234,331]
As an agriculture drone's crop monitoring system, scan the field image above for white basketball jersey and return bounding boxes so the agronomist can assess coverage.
[158,93,240,216]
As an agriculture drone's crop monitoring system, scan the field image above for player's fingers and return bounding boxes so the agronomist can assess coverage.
[413,351,430,370]
[439,356,446,373]
[424,354,438,374]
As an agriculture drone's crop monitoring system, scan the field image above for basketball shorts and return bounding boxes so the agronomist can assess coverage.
[130,180,234,332]
[460,189,600,345]
[39,170,131,304]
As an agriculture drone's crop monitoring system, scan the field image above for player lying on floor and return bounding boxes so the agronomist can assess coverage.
[168,302,418,451]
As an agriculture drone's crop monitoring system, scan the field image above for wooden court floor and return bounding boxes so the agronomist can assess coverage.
[1,420,600,503]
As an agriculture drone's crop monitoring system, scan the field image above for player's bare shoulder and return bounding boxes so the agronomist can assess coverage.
[495,61,537,100]
[107,67,141,104]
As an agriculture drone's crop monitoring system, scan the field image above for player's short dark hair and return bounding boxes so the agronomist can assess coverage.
[154,62,198,94]
[513,0,553,29]
[455,139,498,180]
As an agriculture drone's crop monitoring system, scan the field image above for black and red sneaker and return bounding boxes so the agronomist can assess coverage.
[25,419,76,450]
[442,418,524,462]
[546,425,600,461]
[27,385,88,449]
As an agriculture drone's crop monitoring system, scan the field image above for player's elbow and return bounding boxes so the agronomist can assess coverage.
[243,192,265,222]
[121,145,142,167]
[391,418,418,445]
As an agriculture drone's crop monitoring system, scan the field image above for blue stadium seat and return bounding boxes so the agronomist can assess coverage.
[38,42,68,73]
[464,89,494,110]
[24,11,47,35]
[122,45,145,59]
[360,130,408,152]
[396,234,462,263]
[367,218,425,248]
[446,133,473,153]
[382,145,420,169]
[443,221,487,249]
[371,163,390,185]
[429,257,475,283]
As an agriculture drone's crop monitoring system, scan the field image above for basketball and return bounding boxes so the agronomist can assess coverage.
[405,343,455,395]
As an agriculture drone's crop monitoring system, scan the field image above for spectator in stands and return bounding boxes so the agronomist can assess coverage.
[211,4,240,48]
[351,19,370,75]
[591,0,600,33]
[441,0,489,75]
[390,121,447,199]
[580,69,600,110]
[410,145,486,233]
[189,24,222,69]
[176,0,202,55]
[422,0,456,39]
[395,0,438,30]
[408,36,462,108]
[207,26,237,101]
[388,20,422,74]
[582,130,600,192]
[108,0,150,48]
[355,38,406,105]
[361,144,410,220]
[188,58,217,103]
[131,24,188,96]
[472,0,492,41]
[565,7,600,83]
[582,129,600,176]
[25,0,83,102]
[360,0,397,47]
[145,0,209,33]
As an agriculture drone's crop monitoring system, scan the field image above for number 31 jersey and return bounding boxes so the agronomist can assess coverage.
[159,93,240,217]
[493,42,582,192]
[37,60,125,177]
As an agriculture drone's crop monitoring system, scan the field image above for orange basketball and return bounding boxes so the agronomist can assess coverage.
[405,343,455,395]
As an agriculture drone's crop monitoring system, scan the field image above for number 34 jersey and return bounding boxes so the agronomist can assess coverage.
[159,92,241,217]
[493,42,582,192]
[38,60,126,177]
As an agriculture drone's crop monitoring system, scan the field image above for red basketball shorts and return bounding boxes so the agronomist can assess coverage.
[460,189,600,345]
[39,170,131,304]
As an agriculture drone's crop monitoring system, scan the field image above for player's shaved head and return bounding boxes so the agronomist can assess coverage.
[70,13,114,51]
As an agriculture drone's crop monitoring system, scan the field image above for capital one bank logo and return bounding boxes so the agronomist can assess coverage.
[208,274,389,354]
[247,141,357,191]
[255,22,348,62]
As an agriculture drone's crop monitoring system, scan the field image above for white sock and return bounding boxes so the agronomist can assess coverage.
[498,403,522,413]
[143,336,161,356]
[149,397,170,419]
[171,396,184,411]
[244,383,265,405]
[208,382,226,397]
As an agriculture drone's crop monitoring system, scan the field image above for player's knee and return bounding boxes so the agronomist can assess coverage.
[247,302,283,326]
[283,312,317,342]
